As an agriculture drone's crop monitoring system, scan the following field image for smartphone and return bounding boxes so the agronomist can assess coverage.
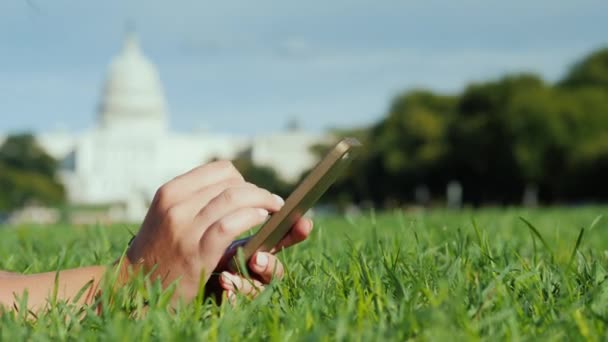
[232,137,361,266]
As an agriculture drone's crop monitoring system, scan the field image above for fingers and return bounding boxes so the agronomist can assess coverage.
[219,272,265,298]
[153,160,244,211]
[196,185,284,232]
[218,252,284,300]
[270,218,313,254]
[199,207,271,263]
[168,179,254,223]
[248,252,285,283]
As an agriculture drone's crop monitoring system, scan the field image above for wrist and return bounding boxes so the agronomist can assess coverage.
[114,235,144,285]
[111,255,131,286]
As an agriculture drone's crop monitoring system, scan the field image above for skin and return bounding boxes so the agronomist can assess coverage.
[0,160,313,312]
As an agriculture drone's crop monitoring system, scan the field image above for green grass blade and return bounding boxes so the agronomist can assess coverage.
[567,228,585,269]
[519,216,554,261]
[589,215,603,231]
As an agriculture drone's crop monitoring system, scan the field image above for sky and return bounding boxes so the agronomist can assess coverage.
[0,0,607,136]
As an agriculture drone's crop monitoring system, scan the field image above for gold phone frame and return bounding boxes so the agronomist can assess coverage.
[237,137,362,261]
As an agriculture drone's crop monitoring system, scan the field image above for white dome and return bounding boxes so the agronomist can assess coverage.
[98,32,168,133]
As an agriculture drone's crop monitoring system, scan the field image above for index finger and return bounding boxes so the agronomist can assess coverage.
[154,160,244,209]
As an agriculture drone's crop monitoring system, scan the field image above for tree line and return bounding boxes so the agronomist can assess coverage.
[316,48,608,207]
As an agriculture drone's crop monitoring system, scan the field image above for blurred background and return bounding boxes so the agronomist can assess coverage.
[1,0,607,224]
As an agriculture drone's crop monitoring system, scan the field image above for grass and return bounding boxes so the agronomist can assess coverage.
[1,206,608,340]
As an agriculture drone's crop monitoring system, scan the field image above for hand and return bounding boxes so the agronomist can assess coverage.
[206,217,313,302]
[125,160,312,303]
[218,252,287,303]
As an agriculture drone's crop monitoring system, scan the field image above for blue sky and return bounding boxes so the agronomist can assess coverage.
[1,0,607,135]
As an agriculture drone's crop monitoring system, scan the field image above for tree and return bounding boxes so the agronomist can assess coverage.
[560,48,608,89]
[557,49,608,200]
[232,158,292,199]
[312,91,456,208]
[568,134,608,200]
[446,74,545,204]
[371,90,456,203]
[0,134,65,212]
[558,87,608,199]
[0,134,58,177]
[500,84,572,200]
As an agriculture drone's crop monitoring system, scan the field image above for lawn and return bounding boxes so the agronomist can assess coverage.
[1,207,607,340]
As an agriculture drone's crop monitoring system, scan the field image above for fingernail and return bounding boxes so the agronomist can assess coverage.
[257,208,269,217]
[255,252,269,268]
[273,194,285,206]
[221,272,238,287]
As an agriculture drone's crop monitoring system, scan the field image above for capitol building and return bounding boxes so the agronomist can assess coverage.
[7,33,324,222]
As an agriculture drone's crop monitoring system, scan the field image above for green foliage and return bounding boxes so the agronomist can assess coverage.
[2,208,608,339]
[376,90,455,175]
[318,48,608,206]
[375,91,455,192]
[233,158,292,198]
[0,134,65,212]
[0,134,58,177]
[561,48,608,89]
[447,74,546,203]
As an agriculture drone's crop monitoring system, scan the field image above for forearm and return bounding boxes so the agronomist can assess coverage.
[0,266,107,311]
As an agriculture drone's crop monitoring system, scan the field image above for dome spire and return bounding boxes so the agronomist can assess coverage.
[122,21,141,55]
[125,19,136,34]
